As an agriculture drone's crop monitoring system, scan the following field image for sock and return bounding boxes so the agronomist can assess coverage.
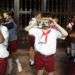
[30,59,34,65]
[16,58,22,72]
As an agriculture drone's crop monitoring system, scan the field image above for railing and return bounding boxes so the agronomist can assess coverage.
[0,0,75,29]
[16,0,75,29]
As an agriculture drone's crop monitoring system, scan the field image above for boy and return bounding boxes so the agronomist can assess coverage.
[25,17,68,75]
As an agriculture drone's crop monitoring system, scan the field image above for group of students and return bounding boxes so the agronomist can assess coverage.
[0,11,22,75]
[25,12,68,75]
[1,11,75,75]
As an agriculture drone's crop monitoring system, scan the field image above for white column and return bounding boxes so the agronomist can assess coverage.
[14,0,19,26]
[41,0,47,12]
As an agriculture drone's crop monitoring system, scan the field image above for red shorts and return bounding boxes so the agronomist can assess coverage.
[8,40,18,53]
[0,58,8,75]
[35,52,55,72]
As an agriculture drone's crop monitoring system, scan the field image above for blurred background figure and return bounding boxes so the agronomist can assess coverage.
[3,11,22,75]
[66,16,75,62]
[66,16,75,32]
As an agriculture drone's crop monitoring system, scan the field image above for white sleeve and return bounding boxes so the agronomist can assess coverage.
[1,26,9,41]
[56,30,65,39]
[29,27,38,37]
[29,18,37,26]
[25,18,37,31]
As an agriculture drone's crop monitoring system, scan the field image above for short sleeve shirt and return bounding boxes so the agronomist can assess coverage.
[29,27,63,56]
[0,25,9,58]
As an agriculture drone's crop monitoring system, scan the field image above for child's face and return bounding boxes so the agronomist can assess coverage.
[0,15,2,20]
[42,26,50,30]
[36,14,41,20]
[3,13,8,19]
[38,18,49,28]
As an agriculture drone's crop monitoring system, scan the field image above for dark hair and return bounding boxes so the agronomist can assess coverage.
[4,11,15,18]
[72,16,75,23]
[32,11,42,17]
[0,13,4,24]
[9,11,15,18]
[0,13,3,18]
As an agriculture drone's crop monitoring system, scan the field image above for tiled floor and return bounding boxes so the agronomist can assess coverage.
[8,48,75,75]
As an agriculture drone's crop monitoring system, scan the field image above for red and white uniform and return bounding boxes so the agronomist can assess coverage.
[0,25,9,75]
[0,25,9,58]
[28,27,63,72]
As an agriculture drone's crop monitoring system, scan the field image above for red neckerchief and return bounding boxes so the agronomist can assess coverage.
[42,29,51,43]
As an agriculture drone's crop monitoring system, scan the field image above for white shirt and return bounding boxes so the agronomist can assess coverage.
[29,27,63,56]
[0,25,9,58]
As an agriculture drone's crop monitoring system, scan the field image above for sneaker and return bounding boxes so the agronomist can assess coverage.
[29,59,34,66]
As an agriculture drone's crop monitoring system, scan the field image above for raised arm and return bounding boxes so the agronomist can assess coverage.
[24,18,37,31]
[53,20,68,37]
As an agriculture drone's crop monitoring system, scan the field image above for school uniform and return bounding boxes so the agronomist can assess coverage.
[0,25,9,75]
[29,27,63,72]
